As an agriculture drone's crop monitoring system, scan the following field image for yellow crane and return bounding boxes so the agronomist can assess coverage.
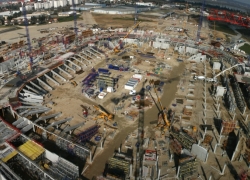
[113,21,141,53]
[149,82,170,134]
[93,105,114,121]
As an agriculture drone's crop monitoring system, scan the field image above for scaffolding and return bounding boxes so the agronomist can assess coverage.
[107,157,130,174]
[49,157,79,180]
[177,159,197,178]
[18,140,45,161]
[170,131,196,150]
[55,138,88,160]
[97,75,115,89]
[77,125,100,143]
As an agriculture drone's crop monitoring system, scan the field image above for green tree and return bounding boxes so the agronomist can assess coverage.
[31,16,37,24]
[7,16,13,21]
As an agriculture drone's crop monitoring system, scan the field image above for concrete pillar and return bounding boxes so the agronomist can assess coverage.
[245,114,248,122]
[220,163,227,175]
[205,152,209,163]
[214,144,218,153]
[157,168,161,180]
[203,127,207,140]
[170,154,173,162]
[176,166,180,178]
[130,164,133,177]
[89,152,92,163]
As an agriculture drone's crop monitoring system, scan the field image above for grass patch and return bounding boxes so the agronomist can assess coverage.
[58,15,81,22]
[209,23,237,35]
[236,29,250,42]
[239,43,250,54]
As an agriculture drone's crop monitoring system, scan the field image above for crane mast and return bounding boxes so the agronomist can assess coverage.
[196,0,206,42]
[22,2,33,71]
[113,21,141,52]
[71,0,78,44]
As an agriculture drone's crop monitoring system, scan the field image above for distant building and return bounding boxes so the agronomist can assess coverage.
[136,2,155,7]
[58,11,74,17]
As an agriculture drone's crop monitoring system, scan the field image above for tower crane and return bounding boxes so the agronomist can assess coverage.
[21,2,33,71]
[196,0,206,42]
[113,21,141,53]
[134,0,137,25]
[71,0,78,45]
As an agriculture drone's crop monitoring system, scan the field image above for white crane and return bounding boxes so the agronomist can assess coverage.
[194,63,245,82]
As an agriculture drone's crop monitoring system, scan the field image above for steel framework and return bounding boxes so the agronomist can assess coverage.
[208,9,250,28]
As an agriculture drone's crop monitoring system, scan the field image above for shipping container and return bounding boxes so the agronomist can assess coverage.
[98,68,110,74]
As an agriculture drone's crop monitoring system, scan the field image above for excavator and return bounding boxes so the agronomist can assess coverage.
[113,21,141,53]
[93,105,114,121]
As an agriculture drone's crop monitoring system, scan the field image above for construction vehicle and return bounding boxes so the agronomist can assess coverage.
[149,83,170,135]
[113,21,141,53]
[81,105,88,117]
[93,105,114,121]
[70,80,78,87]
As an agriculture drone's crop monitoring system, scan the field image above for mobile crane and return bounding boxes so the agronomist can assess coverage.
[113,21,141,53]
[153,87,170,131]
[93,105,114,121]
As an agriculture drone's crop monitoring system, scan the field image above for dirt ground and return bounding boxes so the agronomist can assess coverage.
[92,14,158,29]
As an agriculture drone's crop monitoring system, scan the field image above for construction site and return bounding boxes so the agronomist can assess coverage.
[0,1,250,180]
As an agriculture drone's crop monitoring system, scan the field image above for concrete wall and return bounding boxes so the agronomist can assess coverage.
[187,53,206,62]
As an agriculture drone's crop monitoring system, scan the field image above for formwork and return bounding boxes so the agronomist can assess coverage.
[221,120,236,136]
[18,140,45,160]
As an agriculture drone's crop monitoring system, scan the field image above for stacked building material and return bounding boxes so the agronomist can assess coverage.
[229,75,246,113]
[221,120,236,135]
[171,131,196,150]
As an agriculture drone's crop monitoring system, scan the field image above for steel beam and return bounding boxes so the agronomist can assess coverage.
[86,49,100,58]
[66,60,81,70]
[62,122,85,134]
[63,64,76,73]
[44,74,60,86]
[15,106,45,110]
[25,84,40,94]
[21,124,33,133]
[51,70,67,82]
[58,66,73,78]
[24,108,51,117]
[16,120,28,129]
[71,57,86,66]
[34,112,62,123]
[75,54,91,64]
[81,52,92,59]
[20,101,43,106]
[37,77,53,91]
[12,117,24,126]
[45,117,73,129]
[29,81,47,94]
[90,47,103,56]
[22,89,39,96]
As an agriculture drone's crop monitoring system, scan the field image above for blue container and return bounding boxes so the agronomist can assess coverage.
[108,64,114,69]
[98,68,109,74]
[100,87,103,92]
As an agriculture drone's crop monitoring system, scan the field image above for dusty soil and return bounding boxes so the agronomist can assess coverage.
[92,14,157,29]
[83,63,185,179]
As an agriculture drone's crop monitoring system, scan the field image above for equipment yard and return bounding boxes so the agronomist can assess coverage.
[0,3,250,180]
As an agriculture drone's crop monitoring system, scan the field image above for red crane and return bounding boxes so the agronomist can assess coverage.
[207,9,250,28]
